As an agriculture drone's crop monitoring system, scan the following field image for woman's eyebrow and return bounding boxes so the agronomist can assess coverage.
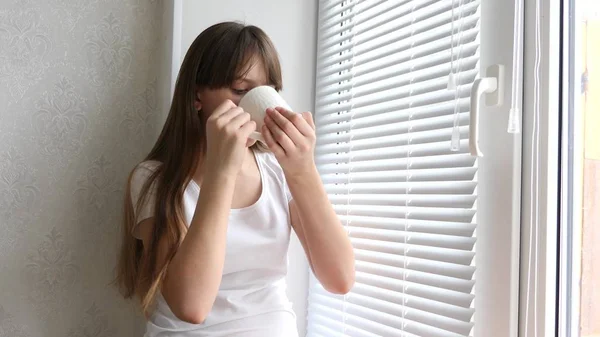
[237,78,272,87]
[240,78,258,85]
[232,78,254,86]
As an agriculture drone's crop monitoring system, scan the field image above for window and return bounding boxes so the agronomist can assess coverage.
[559,0,600,336]
[307,1,482,335]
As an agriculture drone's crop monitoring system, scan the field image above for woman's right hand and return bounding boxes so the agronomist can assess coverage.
[204,99,256,178]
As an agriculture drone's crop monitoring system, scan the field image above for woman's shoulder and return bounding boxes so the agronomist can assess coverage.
[135,160,161,172]
[131,160,162,186]
[255,150,283,175]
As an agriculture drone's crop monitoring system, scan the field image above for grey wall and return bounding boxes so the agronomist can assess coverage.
[0,0,166,335]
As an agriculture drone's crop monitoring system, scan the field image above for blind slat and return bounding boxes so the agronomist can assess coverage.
[316,113,471,146]
[315,126,470,155]
[315,99,470,130]
[319,19,479,69]
[316,139,472,164]
[319,0,478,51]
[350,237,475,265]
[338,215,476,236]
[334,205,476,222]
[317,36,478,83]
[318,154,476,174]
[317,57,479,106]
[339,215,476,236]
[353,269,475,306]
[307,306,421,337]
[349,228,476,250]
[317,48,478,97]
[315,84,473,118]
[327,193,477,207]
[318,0,356,26]
[316,71,477,115]
[311,290,474,335]
[321,166,476,184]
[309,297,470,337]
[346,282,475,321]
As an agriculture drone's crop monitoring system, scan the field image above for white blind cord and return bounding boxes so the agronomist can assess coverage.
[449,0,456,88]
[448,0,464,90]
[508,0,524,133]
[450,0,466,151]
[525,0,541,335]
[403,2,418,334]
[341,1,356,335]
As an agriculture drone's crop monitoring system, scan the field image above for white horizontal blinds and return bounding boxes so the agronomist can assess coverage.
[307,0,480,337]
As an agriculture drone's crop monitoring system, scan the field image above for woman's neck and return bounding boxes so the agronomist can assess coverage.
[192,147,255,185]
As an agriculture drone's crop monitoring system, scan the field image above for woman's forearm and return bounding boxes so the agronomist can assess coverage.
[163,171,235,324]
[287,167,355,294]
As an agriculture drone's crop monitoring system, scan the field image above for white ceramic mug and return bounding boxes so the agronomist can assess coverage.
[238,86,293,142]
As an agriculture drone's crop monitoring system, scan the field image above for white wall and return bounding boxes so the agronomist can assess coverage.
[178,1,318,335]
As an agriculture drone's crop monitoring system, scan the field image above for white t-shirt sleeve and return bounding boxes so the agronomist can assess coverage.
[129,162,159,239]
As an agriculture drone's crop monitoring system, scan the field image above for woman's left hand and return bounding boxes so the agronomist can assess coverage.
[262,107,316,178]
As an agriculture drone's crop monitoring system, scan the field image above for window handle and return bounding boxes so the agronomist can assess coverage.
[469,64,505,157]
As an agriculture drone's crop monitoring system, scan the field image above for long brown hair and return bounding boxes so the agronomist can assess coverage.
[115,22,283,317]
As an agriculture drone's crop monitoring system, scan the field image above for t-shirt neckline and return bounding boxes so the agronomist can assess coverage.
[188,150,266,214]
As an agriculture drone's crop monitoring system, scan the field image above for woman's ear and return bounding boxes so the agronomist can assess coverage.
[194,90,202,111]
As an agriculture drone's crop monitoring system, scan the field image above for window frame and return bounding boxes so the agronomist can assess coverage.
[519,0,562,336]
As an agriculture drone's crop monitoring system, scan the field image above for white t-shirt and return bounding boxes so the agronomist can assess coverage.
[129,150,298,337]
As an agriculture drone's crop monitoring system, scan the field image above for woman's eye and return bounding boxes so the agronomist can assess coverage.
[231,88,248,95]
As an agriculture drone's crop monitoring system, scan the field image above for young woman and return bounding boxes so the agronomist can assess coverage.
[115,22,354,336]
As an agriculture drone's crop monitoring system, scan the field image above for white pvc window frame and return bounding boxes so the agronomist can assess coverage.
[519,0,561,335]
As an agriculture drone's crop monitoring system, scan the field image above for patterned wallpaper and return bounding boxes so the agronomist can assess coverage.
[0,0,164,335]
